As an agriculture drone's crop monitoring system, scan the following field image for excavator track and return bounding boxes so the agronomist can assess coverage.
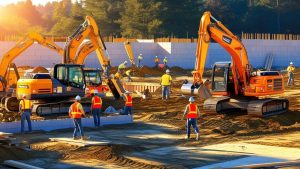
[32,100,91,116]
[203,96,288,117]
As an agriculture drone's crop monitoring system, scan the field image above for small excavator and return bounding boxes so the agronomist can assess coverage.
[0,32,64,117]
[181,12,288,117]
[64,16,125,99]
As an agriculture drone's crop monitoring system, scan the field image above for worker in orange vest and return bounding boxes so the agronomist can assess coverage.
[91,89,102,127]
[154,56,160,68]
[182,97,200,141]
[123,91,133,115]
[19,94,33,134]
[69,95,88,140]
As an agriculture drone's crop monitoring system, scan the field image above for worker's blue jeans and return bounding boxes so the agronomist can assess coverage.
[92,108,101,127]
[162,85,170,99]
[186,118,199,138]
[123,106,132,115]
[20,110,32,133]
[288,72,294,86]
[138,60,141,67]
[73,118,84,138]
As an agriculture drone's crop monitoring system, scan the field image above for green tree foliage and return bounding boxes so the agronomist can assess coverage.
[119,0,162,38]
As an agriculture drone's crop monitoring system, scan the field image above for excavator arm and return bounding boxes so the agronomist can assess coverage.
[124,41,135,65]
[64,16,109,70]
[0,32,64,92]
[192,11,250,90]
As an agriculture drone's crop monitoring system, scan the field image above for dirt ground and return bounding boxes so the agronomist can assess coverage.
[0,67,300,168]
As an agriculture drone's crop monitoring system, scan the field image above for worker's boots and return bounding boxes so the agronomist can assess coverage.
[196,133,200,141]
[81,136,90,140]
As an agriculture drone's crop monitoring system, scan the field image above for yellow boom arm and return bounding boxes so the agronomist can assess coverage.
[124,41,135,65]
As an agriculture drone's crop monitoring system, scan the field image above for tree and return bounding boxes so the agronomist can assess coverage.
[119,0,162,38]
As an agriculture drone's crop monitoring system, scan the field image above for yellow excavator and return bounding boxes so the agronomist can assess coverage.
[64,16,125,98]
[181,12,288,117]
[124,41,135,66]
[0,32,64,116]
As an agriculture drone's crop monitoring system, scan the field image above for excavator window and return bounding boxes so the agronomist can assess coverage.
[56,66,67,85]
[68,66,84,89]
[84,70,102,86]
[212,66,227,92]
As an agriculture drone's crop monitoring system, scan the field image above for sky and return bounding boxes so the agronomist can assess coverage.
[0,0,76,6]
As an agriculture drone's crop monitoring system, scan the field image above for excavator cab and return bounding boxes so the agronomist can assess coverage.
[211,62,235,96]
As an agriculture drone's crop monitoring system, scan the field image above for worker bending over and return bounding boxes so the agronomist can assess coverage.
[123,91,133,115]
[91,90,102,127]
[154,56,160,68]
[118,61,128,75]
[287,62,295,86]
[19,94,33,134]
[125,69,133,82]
[182,97,200,141]
[69,95,88,140]
[161,69,172,100]
[138,54,143,67]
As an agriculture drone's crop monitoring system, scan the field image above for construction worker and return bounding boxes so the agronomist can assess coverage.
[161,69,172,100]
[182,97,200,141]
[154,56,160,68]
[125,69,133,82]
[69,95,88,140]
[163,56,168,67]
[287,62,295,86]
[118,61,128,74]
[19,94,32,134]
[114,71,122,80]
[91,90,102,127]
[138,54,143,67]
[123,91,133,115]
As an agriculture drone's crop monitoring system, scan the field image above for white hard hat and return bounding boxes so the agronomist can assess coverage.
[155,56,158,58]
[75,95,81,101]
[189,97,195,102]
[93,89,98,94]
[166,69,170,73]
[22,94,26,99]
[124,61,128,64]
[290,62,293,65]
[125,91,131,94]
[140,54,142,55]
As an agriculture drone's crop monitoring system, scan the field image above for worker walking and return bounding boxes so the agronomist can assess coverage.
[19,94,32,134]
[182,97,200,141]
[287,62,295,86]
[123,91,133,115]
[161,69,172,100]
[125,69,133,82]
[91,90,102,127]
[69,95,88,140]
[163,56,168,67]
[154,56,160,68]
[138,54,143,68]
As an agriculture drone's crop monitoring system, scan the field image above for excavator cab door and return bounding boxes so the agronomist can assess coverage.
[54,64,85,89]
[211,62,233,96]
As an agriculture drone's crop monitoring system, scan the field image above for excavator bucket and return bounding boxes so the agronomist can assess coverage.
[181,83,211,99]
[105,79,126,99]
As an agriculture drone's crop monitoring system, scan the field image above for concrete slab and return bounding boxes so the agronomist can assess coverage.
[50,137,110,147]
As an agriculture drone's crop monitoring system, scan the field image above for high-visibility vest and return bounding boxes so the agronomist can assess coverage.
[163,58,167,63]
[70,102,83,118]
[92,96,102,109]
[125,95,132,107]
[187,103,198,118]
[155,58,159,63]
[287,66,295,73]
[20,99,32,110]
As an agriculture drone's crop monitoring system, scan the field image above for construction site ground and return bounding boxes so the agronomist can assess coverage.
[1,67,300,168]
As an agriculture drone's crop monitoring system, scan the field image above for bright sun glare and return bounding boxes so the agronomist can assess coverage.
[0,0,62,6]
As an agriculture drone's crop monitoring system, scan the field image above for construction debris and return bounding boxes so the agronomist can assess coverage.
[0,132,19,147]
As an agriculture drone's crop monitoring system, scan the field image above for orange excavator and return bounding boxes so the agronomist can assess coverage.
[181,12,288,117]
[64,16,125,98]
[0,32,64,114]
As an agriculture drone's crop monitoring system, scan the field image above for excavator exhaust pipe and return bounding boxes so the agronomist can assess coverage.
[181,82,211,99]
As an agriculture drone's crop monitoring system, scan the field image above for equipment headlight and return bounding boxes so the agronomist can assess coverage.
[18,85,29,89]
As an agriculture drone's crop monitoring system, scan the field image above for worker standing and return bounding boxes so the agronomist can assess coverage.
[138,54,143,68]
[123,91,133,115]
[19,94,32,134]
[163,57,168,67]
[91,90,102,127]
[154,56,160,68]
[161,69,172,100]
[287,62,295,86]
[69,95,88,140]
[182,97,200,141]
[125,69,133,82]
[118,61,128,74]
